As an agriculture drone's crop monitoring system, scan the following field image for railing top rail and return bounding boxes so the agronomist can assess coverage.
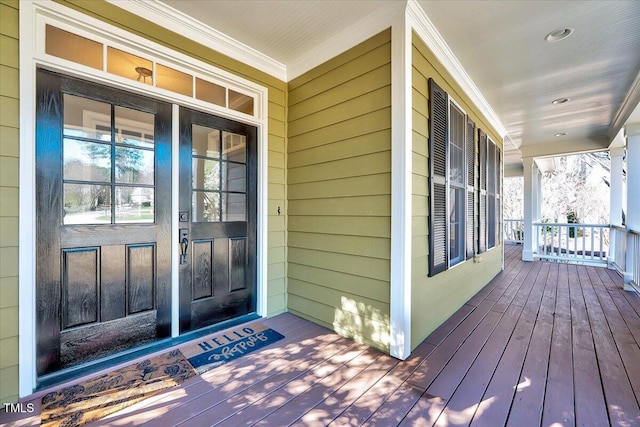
[630,228,640,236]
[533,222,610,228]
[611,224,626,231]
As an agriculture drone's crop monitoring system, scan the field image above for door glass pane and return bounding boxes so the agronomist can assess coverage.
[107,47,153,86]
[63,139,111,182]
[228,90,254,115]
[115,187,154,223]
[115,147,154,185]
[63,94,111,140]
[222,131,246,163]
[192,158,220,190]
[63,184,111,225]
[46,25,103,70]
[156,64,193,97]
[196,78,225,107]
[221,162,246,193]
[222,193,246,222]
[115,106,155,148]
[192,125,220,158]
[193,191,220,222]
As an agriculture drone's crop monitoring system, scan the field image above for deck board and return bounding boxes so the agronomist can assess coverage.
[4,244,640,427]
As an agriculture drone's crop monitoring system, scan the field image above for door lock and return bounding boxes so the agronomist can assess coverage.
[179,228,189,264]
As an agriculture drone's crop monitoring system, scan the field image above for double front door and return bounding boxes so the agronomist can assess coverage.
[35,70,257,377]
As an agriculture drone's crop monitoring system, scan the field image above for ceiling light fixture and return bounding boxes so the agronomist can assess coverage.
[552,97,570,104]
[555,132,567,137]
[135,66,153,82]
[544,27,574,42]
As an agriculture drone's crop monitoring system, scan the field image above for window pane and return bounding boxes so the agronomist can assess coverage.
[107,47,153,85]
[192,125,220,158]
[63,184,111,225]
[63,139,111,182]
[193,191,220,222]
[222,131,246,163]
[228,90,254,115]
[221,162,246,193]
[115,107,155,148]
[196,78,225,107]
[192,158,220,191]
[222,193,246,222]
[449,104,465,186]
[46,25,103,70]
[449,188,464,265]
[156,64,193,97]
[63,94,111,140]
[115,187,154,223]
[115,147,154,185]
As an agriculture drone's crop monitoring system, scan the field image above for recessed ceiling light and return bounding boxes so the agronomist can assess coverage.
[552,97,570,104]
[555,132,567,137]
[545,28,574,42]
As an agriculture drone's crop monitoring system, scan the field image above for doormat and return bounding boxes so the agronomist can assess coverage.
[40,349,196,427]
[39,322,284,427]
[180,322,285,373]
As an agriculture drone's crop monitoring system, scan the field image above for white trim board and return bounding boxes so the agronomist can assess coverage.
[19,0,269,397]
[106,0,287,82]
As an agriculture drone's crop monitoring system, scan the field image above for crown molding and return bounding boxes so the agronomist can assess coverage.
[287,1,404,81]
[106,0,287,81]
[406,0,511,147]
[611,69,640,138]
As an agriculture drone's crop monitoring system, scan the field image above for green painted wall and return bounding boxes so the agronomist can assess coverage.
[411,31,503,349]
[0,0,20,405]
[287,30,392,352]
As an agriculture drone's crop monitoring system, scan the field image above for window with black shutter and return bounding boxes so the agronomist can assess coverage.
[478,130,487,253]
[428,79,475,276]
[428,78,448,276]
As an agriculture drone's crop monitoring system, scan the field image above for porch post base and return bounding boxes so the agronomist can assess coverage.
[522,250,534,262]
[623,273,637,293]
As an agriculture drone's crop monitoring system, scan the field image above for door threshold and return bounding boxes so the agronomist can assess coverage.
[35,313,260,393]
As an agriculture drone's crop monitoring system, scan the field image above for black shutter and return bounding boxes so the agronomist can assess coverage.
[478,129,487,254]
[428,78,448,276]
[487,139,496,249]
[466,117,476,260]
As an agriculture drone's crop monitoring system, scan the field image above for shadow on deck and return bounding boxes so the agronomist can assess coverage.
[2,243,639,426]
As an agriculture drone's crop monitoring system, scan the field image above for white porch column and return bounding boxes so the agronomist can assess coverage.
[609,146,625,270]
[610,147,625,227]
[624,124,640,290]
[522,157,538,261]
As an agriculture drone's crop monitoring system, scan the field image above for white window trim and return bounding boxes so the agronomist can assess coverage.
[19,0,269,397]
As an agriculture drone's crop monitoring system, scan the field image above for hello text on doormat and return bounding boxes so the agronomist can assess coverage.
[180,322,285,373]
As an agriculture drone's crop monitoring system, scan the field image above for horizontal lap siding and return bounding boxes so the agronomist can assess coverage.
[287,30,392,353]
[0,0,19,405]
[411,32,503,349]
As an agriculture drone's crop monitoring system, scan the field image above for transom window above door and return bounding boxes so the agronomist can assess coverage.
[191,125,247,222]
[62,94,156,225]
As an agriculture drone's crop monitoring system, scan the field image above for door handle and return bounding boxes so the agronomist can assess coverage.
[179,229,189,264]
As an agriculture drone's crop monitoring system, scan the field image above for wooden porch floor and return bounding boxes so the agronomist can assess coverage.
[3,243,640,426]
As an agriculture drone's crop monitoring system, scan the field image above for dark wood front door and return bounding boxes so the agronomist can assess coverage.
[178,108,257,332]
[35,70,172,376]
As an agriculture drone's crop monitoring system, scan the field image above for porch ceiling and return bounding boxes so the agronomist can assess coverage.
[155,0,640,169]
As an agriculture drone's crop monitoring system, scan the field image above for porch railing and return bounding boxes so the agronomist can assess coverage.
[503,219,524,243]
[631,230,640,288]
[533,222,609,266]
[611,225,626,274]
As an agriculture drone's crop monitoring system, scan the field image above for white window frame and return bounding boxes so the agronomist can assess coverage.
[448,98,467,267]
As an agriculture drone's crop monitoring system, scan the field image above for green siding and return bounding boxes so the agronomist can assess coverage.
[0,0,19,405]
[287,29,392,352]
[411,31,503,349]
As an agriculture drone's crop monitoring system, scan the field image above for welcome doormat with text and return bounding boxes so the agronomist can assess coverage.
[39,322,285,427]
[180,322,285,373]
